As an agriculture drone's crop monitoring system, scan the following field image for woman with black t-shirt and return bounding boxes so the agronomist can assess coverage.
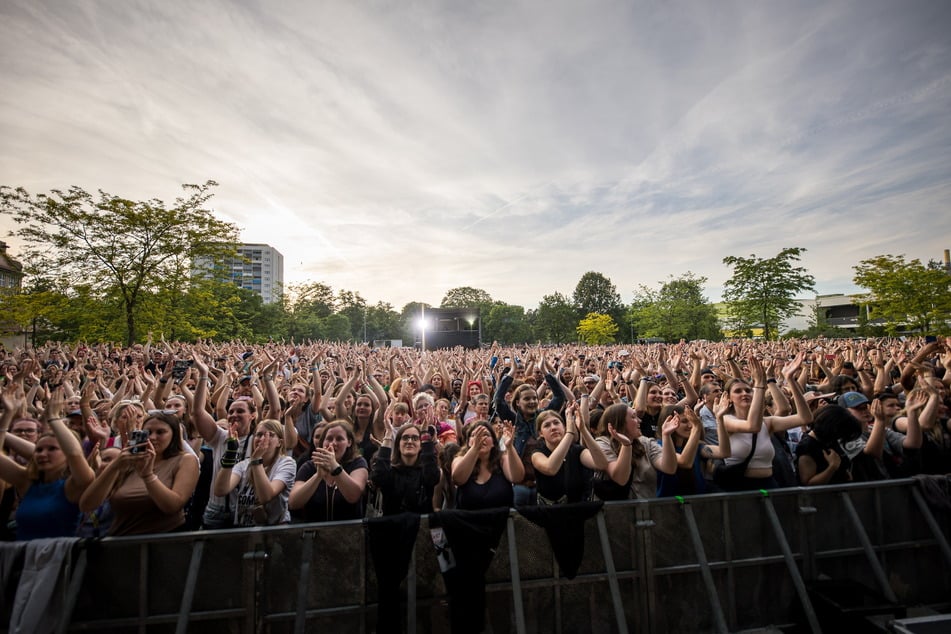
[289,420,368,522]
[451,420,522,510]
[530,399,609,505]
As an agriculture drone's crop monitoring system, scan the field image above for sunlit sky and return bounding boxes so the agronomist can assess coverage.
[2,0,950,310]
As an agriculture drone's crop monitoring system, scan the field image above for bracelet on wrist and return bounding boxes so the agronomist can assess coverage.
[144,473,159,483]
[248,458,264,466]
[754,386,766,390]
[767,378,777,384]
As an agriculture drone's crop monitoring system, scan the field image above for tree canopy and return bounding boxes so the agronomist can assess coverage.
[630,272,722,342]
[0,181,239,345]
[533,292,577,343]
[577,312,618,345]
[853,254,951,334]
[440,286,493,309]
[722,247,815,340]
[573,271,623,319]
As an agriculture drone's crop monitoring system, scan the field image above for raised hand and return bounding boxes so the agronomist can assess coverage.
[608,423,632,447]
[714,392,732,419]
[661,412,680,437]
[85,416,111,445]
[782,351,805,381]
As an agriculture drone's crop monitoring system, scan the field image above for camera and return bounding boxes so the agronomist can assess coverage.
[172,359,192,381]
[129,429,150,454]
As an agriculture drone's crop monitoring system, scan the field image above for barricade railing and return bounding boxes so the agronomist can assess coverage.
[2,478,949,633]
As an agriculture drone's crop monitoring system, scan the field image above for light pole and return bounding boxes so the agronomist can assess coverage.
[420,304,426,351]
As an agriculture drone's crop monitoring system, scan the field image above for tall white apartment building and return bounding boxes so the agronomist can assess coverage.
[232,244,283,304]
[196,243,284,304]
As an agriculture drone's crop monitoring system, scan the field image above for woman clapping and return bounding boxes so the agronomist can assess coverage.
[213,419,296,526]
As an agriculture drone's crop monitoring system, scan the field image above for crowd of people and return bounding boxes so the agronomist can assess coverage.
[0,335,948,540]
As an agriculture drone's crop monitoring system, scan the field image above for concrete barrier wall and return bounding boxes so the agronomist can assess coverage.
[8,478,949,633]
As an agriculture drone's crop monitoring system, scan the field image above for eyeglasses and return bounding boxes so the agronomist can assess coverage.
[400,435,421,443]
[11,428,38,435]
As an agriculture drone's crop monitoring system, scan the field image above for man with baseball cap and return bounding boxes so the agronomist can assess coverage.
[838,391,921,480]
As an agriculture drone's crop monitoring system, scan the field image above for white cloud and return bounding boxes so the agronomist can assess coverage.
[2,0,949,311]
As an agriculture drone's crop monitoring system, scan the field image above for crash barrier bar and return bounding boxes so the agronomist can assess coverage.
[3,477,950,633]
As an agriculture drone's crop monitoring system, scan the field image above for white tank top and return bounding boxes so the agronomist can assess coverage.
[726,423,775,470]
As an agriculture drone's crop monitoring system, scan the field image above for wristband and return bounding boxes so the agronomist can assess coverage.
[144,474,159,483]
[248,458,264,466]
[159,378,169,384]
[767,378,777,384]
[330,465,344,476]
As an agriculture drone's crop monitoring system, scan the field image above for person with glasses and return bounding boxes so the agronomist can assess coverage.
[188,355,258,529]
[213,419,296,526]
[369,420,439,515]
[7,419,41,465]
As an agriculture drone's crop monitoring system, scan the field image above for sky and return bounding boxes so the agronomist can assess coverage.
[2,0,950,311]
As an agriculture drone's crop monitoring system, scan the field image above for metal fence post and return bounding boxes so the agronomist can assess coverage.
[294,531,316,634]
[761,493,821,634]
[175,540,205,634]
[679,499,729,634]
[506,515,527,634]
[839,491,898,604]
[595,510,628,634]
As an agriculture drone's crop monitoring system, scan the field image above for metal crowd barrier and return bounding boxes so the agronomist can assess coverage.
[3,478,950,633]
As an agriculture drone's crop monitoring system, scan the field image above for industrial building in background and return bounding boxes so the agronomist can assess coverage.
[195,243,284,305]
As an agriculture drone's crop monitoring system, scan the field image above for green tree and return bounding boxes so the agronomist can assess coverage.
[722,247,815,340]
[483,303,532,344]
[0,181,239,345]
[440,286,493,310]
[285,282,337,341]
[573,272,623,320]
[336,289,367,341]
[1,277,76,345]
[577,312,618,345]
[853,254,951,334]
[320,313,352,341]
[365,302,402,342]
[629,273,722,342]
[534,292,577,343]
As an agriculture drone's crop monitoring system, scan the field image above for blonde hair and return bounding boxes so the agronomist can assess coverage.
[256,419,286,455]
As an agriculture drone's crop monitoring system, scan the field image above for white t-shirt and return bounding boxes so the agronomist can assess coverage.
[231,455,297,526]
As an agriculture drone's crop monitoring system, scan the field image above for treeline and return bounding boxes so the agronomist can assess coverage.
[2,182,948,345]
